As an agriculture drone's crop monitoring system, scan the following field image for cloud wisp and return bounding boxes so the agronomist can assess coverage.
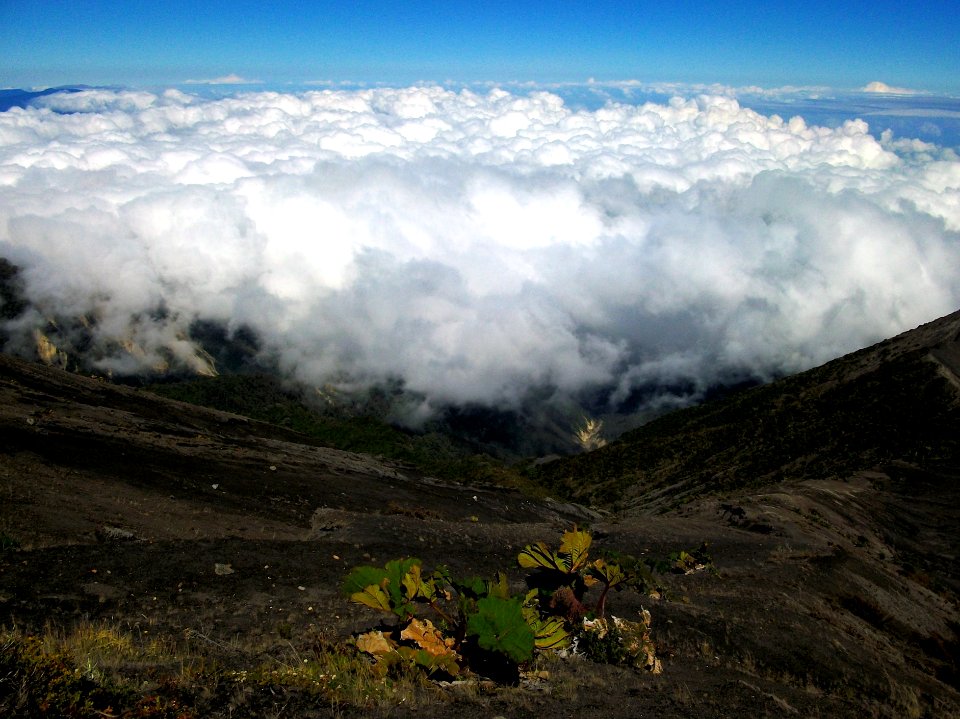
[1,87,959,421]
[183,74,262,85]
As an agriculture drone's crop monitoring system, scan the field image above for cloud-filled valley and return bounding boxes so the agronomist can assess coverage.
[1,86,959,428]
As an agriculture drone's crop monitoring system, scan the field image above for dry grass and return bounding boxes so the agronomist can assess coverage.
[0,620,446,718]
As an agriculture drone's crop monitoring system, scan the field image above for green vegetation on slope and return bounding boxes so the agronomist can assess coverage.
[147,374,538,493]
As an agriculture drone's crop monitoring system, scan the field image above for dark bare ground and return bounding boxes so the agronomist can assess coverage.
[1,352,959,717]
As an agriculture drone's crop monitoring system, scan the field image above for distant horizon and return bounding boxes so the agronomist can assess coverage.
[3,1,958,94]
[5,78,959,152]
[5,77,958,98]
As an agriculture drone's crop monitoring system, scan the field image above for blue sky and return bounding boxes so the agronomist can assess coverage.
[3,0,959,92]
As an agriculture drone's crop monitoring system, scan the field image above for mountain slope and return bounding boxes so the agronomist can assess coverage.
[0,351,583,549]
[532,308,960,713]
[539,308,960,512]
[2,312,960,717]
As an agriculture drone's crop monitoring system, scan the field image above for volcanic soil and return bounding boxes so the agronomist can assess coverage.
[1,351,959,717]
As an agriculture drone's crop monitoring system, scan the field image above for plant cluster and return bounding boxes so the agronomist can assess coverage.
[643,542,713,576]
[343,527,666,682]
[0,531,20,553]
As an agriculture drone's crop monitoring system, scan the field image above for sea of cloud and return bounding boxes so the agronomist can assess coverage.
[1,86,958,420]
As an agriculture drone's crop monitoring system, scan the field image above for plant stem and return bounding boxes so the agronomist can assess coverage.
[595,583,611,618]
[428,600,454,626]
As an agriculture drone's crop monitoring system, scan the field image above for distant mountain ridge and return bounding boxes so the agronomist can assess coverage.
[0,86,94,112]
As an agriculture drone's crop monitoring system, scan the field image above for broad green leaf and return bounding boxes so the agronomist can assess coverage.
[518,529,594,575]
[342,565,388,596]
[383,558,421,605]
[396,646,461,677]
[452,575,488,599]
[466,596,535,664]
[401,563,437,602]
[350,584,392,613]
[487,570,511,600]
[343,559,422,616]
[559,528,592,571]
[430,566,454,600]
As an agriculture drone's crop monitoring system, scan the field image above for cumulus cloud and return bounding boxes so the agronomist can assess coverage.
[863,81,918,95]
[1,86,959,423]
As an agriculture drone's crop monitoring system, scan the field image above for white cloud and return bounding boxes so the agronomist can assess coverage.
[863,81,919,95]
[1,86,958,419]
[183,73,261,85]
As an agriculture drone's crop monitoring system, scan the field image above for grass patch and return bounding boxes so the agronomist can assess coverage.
[0,623,192,718]
[0,622,448,718]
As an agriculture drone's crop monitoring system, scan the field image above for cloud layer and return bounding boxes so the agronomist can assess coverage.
[1,87,959,419]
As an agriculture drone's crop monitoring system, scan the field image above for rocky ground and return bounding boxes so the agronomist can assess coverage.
[1,352,958,717]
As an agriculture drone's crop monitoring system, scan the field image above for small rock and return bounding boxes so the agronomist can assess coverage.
[308,507,350,536]
[214,563,235,576]
[96,525,137,542]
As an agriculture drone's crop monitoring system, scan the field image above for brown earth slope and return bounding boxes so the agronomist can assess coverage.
[2,311,960,717]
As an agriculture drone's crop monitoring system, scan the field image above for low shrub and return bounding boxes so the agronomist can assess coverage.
[343,527,671,682]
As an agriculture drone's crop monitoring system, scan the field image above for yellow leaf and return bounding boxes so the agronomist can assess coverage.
[402,563,432,600]
[518,541,567,572]
[400,618,458,658]
[522,610,572,651]
[559,528,592,571]
[350,584,392,613]
[356,630,394,656]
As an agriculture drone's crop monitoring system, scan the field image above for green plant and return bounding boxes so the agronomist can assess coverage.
[667,542,713,574]
[343,528,665,682]
[518,527,650,620]
[466,597,534,663]
[0,531,20,553]
[342,557,535,678]
[577,613,661,673]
